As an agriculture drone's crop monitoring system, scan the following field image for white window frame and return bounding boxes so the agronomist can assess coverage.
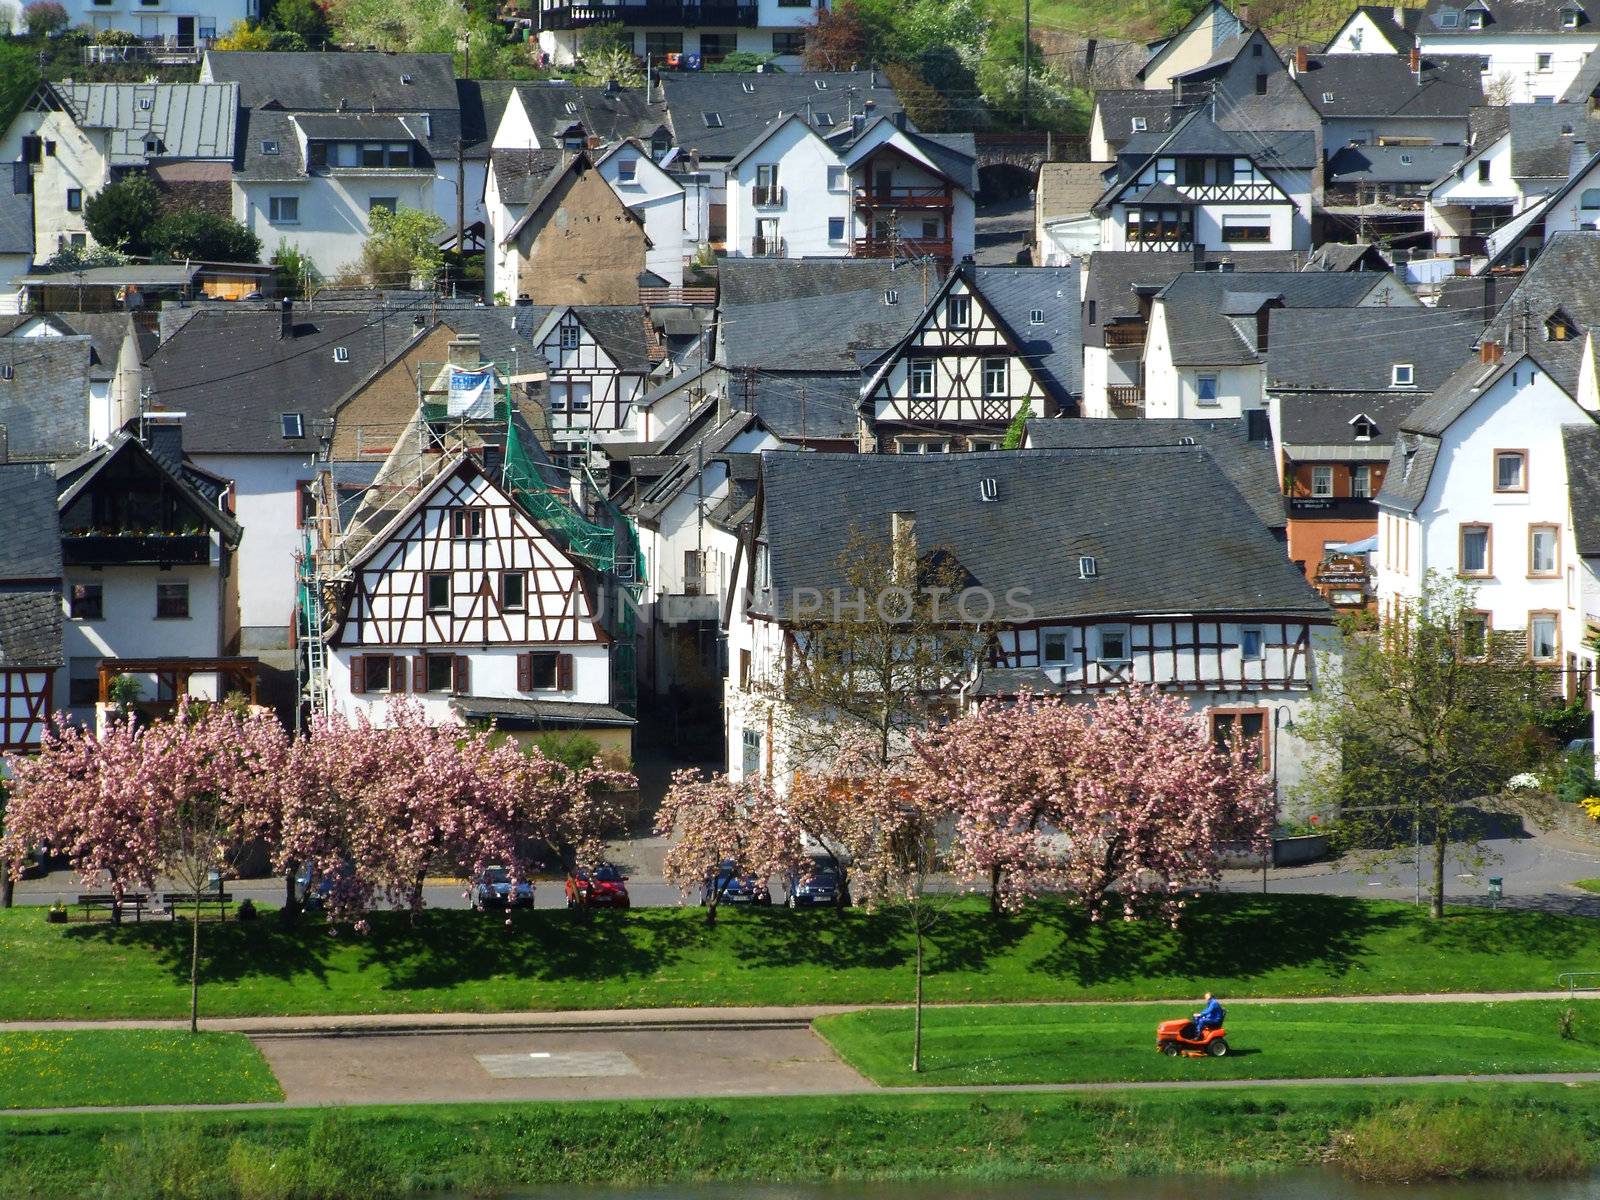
[982,357,1007,397]
[909,359,935,397]
[1042,630,1069,665]
[1391,363,1414,386]
[268,195,299,224]
[1312,465,1334,498]
[1196,375,1219,405]
[1096,624,1131,664]
[1351,464,1371,499]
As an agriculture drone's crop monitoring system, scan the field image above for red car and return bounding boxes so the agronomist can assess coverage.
[565,863,630,909]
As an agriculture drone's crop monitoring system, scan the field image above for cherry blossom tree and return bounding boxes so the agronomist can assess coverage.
[281,699,631,928]
[654,769,801,926]
[2,700,290,1031]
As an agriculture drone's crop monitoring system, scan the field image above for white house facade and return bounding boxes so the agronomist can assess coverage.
[596,139,687,285]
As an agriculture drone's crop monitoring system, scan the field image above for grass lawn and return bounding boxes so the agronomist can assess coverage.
[1574,879,1600,894]
[3,1085,1599,1196]
[1,892,1597,1020]
[0,1031,281,1109]
[815,1000,1600,1086]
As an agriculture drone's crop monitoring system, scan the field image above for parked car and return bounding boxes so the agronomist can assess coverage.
[703,859,771,906]
[293,863,337,912]
[786,865,850,908]
[473,865,534,911]
[566,863,630,909]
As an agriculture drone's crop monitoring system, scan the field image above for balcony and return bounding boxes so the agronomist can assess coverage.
[752,184,785,208]
[1106,386,1144,412]
[1103,323,1146,349]
[661,593,721,624]
[853,185,953,210]
[751,235,786,257]
[62,533,210,566]
[538,0,757,27]
[853,237,953,260]
[82,36,213,66]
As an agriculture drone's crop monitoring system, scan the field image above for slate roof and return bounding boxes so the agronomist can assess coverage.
[1564,422,1600,556]
[972,265,1083,400]
[1422,0,1597,35]
[1081,250,1308,344]
[1037,161,1115,221]
[55,431,243,546]
[55,82,237,164]
[1294,54,1482,117]
[0,462,62,580]
[1327,142,1468,183]
[511,304,652,373]
[1433,271,1513,321]
[1507,103,1600,181]
[1093,90,1178,152]
[1105,107,1319,207]
[1265,306,1483,391]
[1330,4,1426,49]
[751,449,1330,622]
[660,70,904,160]
[1277,391,1426,449]
[450,696,636,727]
[0,336,93,461]
[1482,231,1600,343]
[1023,416,1285,530]
[233,108,304,181]
[455,79,518,159]
[491,148,573,206]
[1470,103,1511,148]
[0,185,30,257]
[18,265,198,288]
[143,299,427,455]
[203,50,460,112]
[511,82,669,147]
[1,312,138,383]
[1561,45,1600,102]
[1156,271,1392,366]
[745,371,861,441]
[716,258,928,373]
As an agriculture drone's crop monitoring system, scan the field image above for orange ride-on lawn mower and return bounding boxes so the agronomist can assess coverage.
[1156,1018,1230,1057]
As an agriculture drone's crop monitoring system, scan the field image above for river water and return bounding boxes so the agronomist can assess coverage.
[476,1174,1599,1200]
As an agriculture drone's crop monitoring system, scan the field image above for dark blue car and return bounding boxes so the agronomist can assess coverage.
[702,859,771,906]
[473,865,534,911]
[786,866,850,908]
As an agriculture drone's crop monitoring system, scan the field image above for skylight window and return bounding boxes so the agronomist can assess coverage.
[1029,308,1044,324]
[138,97,153,111]
[1392,363,1415,386]
[742,81,755,93]
[815,112,835,127]
[333,346,350,363]
[1079,556,1098,579]
[814,79,829,90]
[564,101,578,114]
[260,139,280,155]
[0,365,13,381]
[703,112,723,128]
[1131,116,1147,132]
[1400,152,1412,164]
[281,412,305,439]
[1323,91,1335,102]
[884,288,900,305]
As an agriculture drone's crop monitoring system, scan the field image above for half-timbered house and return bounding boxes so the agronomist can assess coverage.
[0,463,63,763]
[324,451,634,755]
[725,448,1336,803]
[521,305,653,464]
[858,263,1081,452]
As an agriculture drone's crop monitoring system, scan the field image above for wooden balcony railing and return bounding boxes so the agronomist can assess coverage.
[1106,386,1144,410]
[854,237,953,260]
[853,185,952,209]
[1103,324,1147,348]
[539,0,757,26]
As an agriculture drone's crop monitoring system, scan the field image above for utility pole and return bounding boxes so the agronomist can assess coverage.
[455,137,465,265]
[1022,0,1032,131]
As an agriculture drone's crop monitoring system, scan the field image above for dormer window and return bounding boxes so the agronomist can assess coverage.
[1547,310,1580,340]
[333,346,350,363]
[1391,363,1415,387]
[138,96,153,111]
[1439,7,1460,24]
[559,323,581,350]
[1564,7,1581,26]
[281,412,305,439]
[1352,415,1378,440]
[144,137,163,155]
[1466,8,1485,28]
[1131,116,1147,132]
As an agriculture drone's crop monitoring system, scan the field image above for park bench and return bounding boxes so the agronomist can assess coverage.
[74,892,149,922]
[161,891,234,920]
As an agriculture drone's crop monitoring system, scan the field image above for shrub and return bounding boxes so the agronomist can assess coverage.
[94,27,142,45]
[1333,1099,1588,1181]
[211,20,274,50]
[148,209,263,264]
[83,174,161,256]
[268,0,330,44]
[23,0,69,36]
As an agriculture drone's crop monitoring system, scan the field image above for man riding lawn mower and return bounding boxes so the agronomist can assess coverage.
[1156,993,1229,1057]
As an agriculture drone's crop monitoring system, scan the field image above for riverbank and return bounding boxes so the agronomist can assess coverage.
[4,1086,1598,1198]
[4,893,1599,1020]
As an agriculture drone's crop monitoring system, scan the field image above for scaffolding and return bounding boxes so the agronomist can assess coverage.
[295,358,647,723]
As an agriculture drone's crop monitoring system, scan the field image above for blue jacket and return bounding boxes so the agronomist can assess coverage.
[1195,999,1224,1028]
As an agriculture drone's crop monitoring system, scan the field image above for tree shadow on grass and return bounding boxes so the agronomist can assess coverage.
[1027,893,1409,989]
[1405,903,1600,961]
[63,918,336,990]
[724,903,1036,978]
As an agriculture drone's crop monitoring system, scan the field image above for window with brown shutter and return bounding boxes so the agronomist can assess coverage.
[412,655,426,691]
[453,655,470,694]
[517,652,532,692]
[390,655,407,692]
[364,655,391,692]
[556,652,573,691]
[351,655,367,694]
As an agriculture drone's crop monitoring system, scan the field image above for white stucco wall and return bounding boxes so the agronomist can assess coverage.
[325,643,612,725]
[190,452,306,651]
[1419,34,1600,102]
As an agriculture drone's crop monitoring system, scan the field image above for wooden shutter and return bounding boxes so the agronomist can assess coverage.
[556,652,573,691]
[516,652,531,692]
[350,655,366,694]
[412,655,426,692]
[453,654,470,694]
[390,655,407,693]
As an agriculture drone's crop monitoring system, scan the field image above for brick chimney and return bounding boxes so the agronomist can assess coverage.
[1410,47,1421,79]
[1294,45,1308,74]
[1481,339,1503,364]
[279,296,294,340]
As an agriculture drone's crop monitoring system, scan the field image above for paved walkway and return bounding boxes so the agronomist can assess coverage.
[3,991,1597,1036]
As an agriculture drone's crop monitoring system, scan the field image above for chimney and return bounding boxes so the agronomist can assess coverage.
[1481,339,1503,364]
[412,313,427,334]
[891,110,907,131]
[1294,45,1307,74]
[0,423,8,464]
[1409,47,1421,79]
[715,386,730,427]
[279,297,293,340]
[688,148,700,172]
[1571,137,1590,178]
[144,416,183,473]
[851,112,865,138]
[890,511,917,582]
[1239,3,1250,22]
[447,333,482,368]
